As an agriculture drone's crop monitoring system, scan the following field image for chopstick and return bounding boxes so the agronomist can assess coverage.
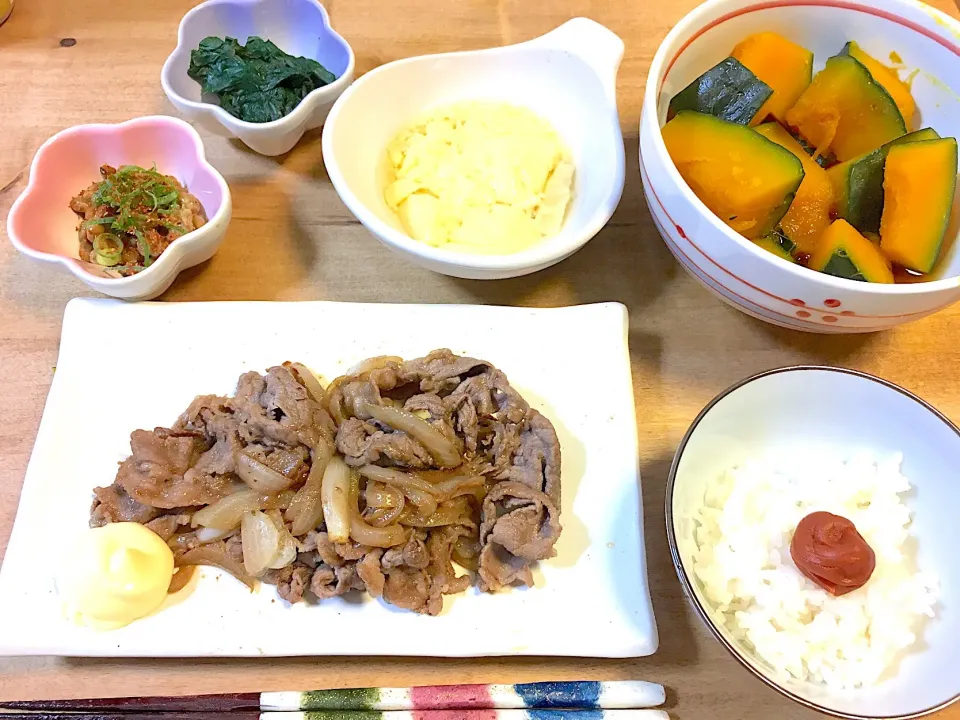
[0,713,670,720]
[1,680,666,713]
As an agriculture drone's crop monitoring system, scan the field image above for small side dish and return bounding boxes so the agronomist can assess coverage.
[87,350,562,619]
[662,31,958,284]
[692,451,938,689]
[70,164,208,276]
[188,36,337,123]
[383,102,575,254]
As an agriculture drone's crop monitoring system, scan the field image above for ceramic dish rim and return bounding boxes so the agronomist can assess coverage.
[664,364,960,719]
[642,0,960,295]
[321,33,626,272]
[159,0,357,133]
[5,115,231,287]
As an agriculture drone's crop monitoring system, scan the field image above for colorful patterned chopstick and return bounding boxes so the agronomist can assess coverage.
[272,712,670,720]
[267,681,666,712]
[0,712,670,720]
[1,681,666,714]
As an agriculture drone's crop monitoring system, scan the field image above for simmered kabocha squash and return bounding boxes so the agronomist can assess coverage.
[809,219,893,283]
[828,128,940,233]
[661,111,805,239]
[840,42,916,129]
[668,57,772,125]
[880,138,959,273]
[731,32,813,125]
[786,55,906,162]
[755,122,833,253]
[754,229,797,262]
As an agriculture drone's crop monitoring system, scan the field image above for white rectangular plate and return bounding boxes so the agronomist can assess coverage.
[0,299,657,658]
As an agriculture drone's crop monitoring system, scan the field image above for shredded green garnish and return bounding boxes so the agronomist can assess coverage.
[133,229,154,267]
[75,164,194,272]
[90,164,182,236]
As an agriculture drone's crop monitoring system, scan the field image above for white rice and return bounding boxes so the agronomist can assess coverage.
[691,450,938,689]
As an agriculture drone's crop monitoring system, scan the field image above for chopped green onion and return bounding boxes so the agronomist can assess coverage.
[160,219,187,233]
[155,190,179,206]
[81,217,117,229]
[93,233,124,267]
[133,229,153,267]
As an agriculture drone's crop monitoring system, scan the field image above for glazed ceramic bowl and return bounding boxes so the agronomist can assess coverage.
[668,367,959,718]
[322,18,625,280]
[161,0,355,156]
[6,116,231,301]
[639,0,960,333]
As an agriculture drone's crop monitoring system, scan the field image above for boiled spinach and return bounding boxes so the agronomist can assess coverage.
[188,36,336,123]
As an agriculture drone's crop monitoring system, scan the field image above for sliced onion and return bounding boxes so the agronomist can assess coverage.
[453,536,480,571]
[349,514,406,547]
[237,452,297,494]
[357,465,438,517]
[454,536,480,558]
[261,489,297,511]
[191,489,261,531]
[399,497,471,527]
[167,566,196,593]
[362,481,405,527]
[363,504,405,528]
[346,465,405,547]
[357,400,461,468]
[287,361,328,404]
[364,481,404,508]
[240,510,282,576]
[266,448,308,477]
[347,355,403,376]
[320,456,351,543]
[431,474,486,502]
[286,443,332,535]
[266,510,298,569]
[195,526,234,544]
[177,544,255,589]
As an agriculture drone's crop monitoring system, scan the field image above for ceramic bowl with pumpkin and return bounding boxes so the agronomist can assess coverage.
[639,0,960,333]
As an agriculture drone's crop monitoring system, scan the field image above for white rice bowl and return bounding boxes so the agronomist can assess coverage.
[692,450,939,690]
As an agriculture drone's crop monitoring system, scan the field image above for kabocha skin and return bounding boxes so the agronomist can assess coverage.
[731,31,813,125]
[828,128,941,234]
[667,57,772,125]
[809,219,893,283]
[880,138,959,274]
[840,41,916,128]
[662,111,804,240]
[753,229,797,263]
[786,54,906,162]
[755,123,833,254]
[662,29,958,284]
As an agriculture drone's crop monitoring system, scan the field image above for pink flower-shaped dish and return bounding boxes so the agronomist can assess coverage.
[7,116,231,301]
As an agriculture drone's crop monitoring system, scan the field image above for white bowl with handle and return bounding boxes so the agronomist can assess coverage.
[322,18,625,280]
[639,0,960,333]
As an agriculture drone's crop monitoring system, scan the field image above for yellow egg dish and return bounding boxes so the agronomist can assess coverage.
[383,101,575,254]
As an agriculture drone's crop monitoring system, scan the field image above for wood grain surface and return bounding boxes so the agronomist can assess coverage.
[0,1,958,718]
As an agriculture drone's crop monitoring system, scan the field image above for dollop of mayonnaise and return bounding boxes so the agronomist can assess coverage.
[383,101,575,254]
[59,522,174,630]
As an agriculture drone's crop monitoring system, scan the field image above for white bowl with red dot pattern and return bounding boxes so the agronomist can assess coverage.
[639,0,960,333]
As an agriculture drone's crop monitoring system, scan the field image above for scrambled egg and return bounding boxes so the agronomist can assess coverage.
[59,522,174,630]
[383,102,575,254]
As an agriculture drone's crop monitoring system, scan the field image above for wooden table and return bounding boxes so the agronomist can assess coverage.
[1,0,958,717]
